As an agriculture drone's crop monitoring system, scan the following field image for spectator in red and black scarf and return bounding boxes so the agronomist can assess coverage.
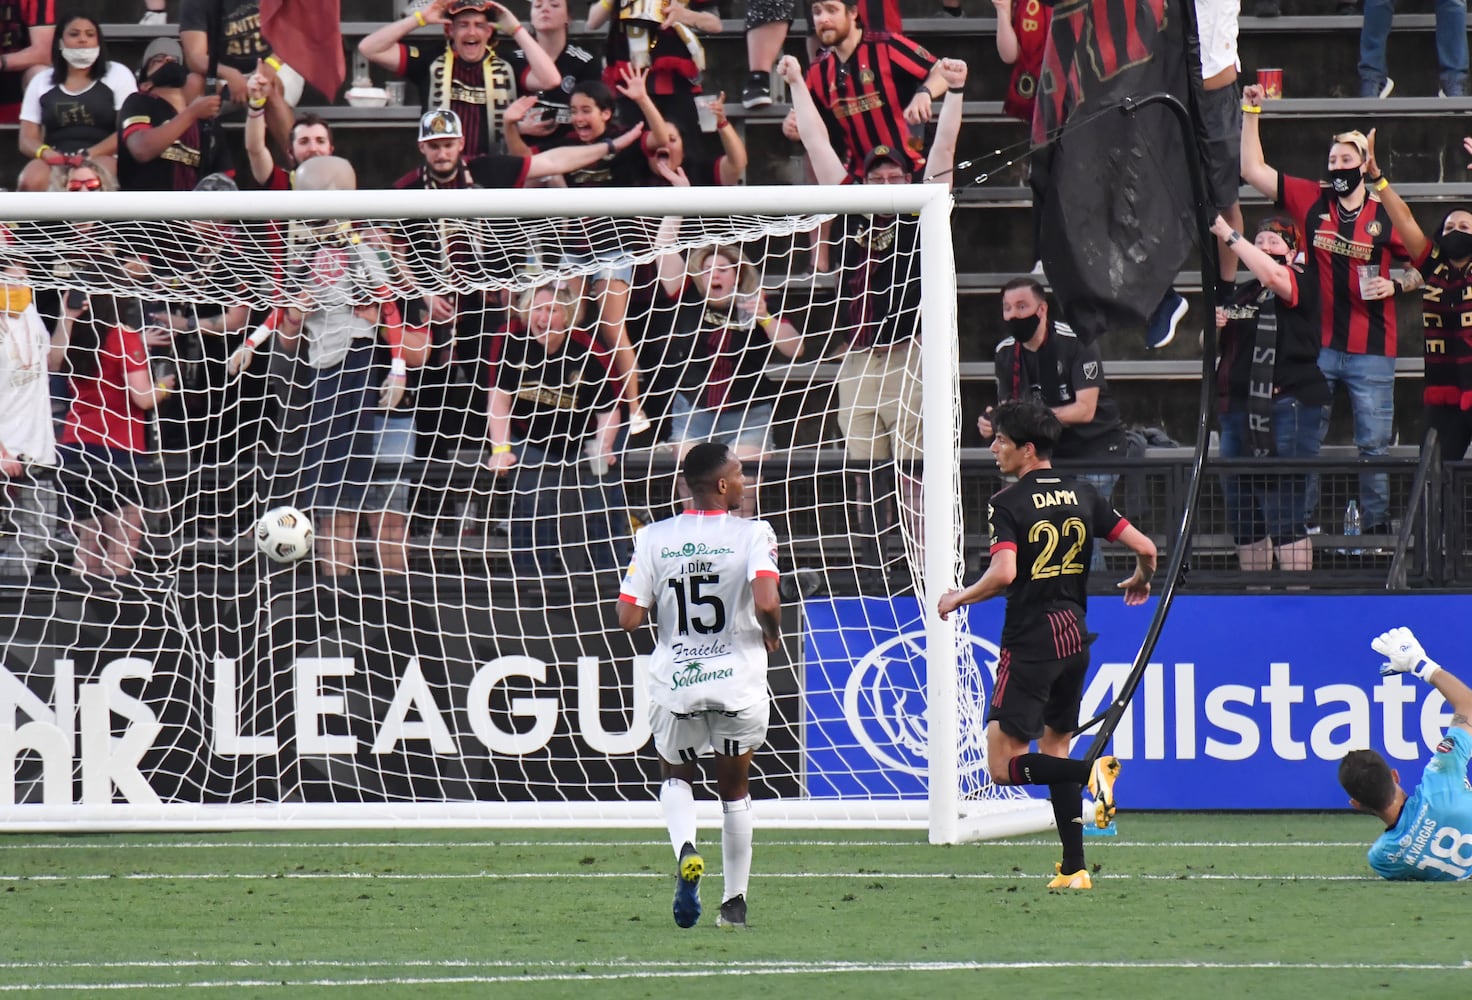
[1371,133,1472,464]
[360,0,562,158]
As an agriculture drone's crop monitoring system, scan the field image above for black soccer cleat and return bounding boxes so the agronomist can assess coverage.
[716,893,747,929]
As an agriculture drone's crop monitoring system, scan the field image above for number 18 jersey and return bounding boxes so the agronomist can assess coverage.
[1368,727,1472,881]
[619,511,781,714]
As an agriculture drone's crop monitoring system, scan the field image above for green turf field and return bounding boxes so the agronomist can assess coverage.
[3,813,1468,997]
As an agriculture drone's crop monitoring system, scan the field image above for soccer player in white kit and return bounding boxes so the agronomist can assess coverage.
[617,442,783,930]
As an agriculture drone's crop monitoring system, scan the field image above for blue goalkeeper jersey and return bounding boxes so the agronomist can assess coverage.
[1367,727,1472,881]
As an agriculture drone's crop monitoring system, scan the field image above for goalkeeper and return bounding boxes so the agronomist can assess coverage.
[1339,628,1472,881]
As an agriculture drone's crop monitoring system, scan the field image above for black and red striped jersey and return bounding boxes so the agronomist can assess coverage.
[804,31,937,182]
[987,468,1126,660]
[1279,174,1409,357]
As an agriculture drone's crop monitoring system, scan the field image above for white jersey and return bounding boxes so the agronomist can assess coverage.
[0,306,57,466]
[619,510,780,714]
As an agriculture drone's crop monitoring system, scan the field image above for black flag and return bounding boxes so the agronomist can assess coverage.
[1031,0,1204,343]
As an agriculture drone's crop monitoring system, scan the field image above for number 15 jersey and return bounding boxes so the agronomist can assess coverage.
[619,511,781,714]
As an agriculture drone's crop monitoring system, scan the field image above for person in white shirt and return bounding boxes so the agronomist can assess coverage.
[1196,0,1243,291]
[0,264,59,575]
[616,441,782,931]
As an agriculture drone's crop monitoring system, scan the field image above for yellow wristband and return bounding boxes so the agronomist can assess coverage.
[264,55,283,71]
[34,144,50,160]
[414,9,427,25]
[491,444,512,455]
[247,96,267,110]
[1241,104,1260,114]
[757,314,777,330]
[1374,176,1389,191]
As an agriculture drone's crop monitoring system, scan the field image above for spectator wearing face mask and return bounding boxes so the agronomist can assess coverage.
[1240,89,1412,538]
[116,37,231,191]
[1371,135,1472,463]
[0,262,62,577]
[16,14,135,192]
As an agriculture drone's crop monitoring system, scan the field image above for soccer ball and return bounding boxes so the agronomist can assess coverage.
[255,506,314,564]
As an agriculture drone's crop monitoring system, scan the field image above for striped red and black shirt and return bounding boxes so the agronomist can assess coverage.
[1279,174,1408,357]
[804,31,937,182]
[987,468,1126,661]
[1412,240,1472,410]
[0,0,54,111]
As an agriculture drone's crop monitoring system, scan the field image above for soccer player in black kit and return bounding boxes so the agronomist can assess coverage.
[938,400,1157,889]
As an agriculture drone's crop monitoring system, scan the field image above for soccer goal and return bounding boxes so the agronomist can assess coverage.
[0,184,1051,841]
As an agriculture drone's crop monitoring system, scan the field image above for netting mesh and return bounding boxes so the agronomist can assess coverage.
[0,198,1043,832]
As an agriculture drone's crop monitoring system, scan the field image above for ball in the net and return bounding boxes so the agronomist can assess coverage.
[255,506,314,564]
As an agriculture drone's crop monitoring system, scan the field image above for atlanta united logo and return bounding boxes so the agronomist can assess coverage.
[843,626,1000,779]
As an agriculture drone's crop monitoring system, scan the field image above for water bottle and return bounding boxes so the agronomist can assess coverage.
[1342,499,1362,556]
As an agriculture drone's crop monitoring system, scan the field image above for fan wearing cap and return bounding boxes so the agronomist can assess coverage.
[395,106,647,190]
[0,0,55,125]
[1241,85,1410,539]
[180,0,298,149]
[360,0,562,159]
[116,36,231,191]
[1208,212,1330,573]
[782,53,965,579]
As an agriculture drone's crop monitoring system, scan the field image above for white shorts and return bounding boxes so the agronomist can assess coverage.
[650,701,770,764]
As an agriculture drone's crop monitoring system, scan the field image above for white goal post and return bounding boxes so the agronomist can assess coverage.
[0,184,1052,841]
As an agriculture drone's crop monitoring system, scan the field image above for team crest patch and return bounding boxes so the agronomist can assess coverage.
[859,68,875,84]
[1438,738,1454,753]
[1367,220,1383,237]
[1083,361,1099,379]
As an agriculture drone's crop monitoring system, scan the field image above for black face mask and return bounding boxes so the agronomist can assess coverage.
[1002,314,1041,342]
[148,61,187,90]
[1438,228,1472,261]
[1326,167,1363,197]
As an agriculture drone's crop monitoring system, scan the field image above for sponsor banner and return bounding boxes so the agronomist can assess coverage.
[802,594,1472,810]
[0,586,804,809]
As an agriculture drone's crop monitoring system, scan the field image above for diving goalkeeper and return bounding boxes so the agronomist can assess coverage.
[1339,627,1472,881]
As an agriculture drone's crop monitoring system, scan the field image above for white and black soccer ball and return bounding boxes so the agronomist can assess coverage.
[255,506,314,564]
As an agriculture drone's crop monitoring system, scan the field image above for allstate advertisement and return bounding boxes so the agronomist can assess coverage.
[802,594,1472,809]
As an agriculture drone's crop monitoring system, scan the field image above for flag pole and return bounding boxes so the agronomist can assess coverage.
[1078,90,1219,765]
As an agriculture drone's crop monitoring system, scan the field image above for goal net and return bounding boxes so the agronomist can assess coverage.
[0,186,1051,839]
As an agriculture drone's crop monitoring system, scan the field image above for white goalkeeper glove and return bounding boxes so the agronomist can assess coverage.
[1372,627,1441,682]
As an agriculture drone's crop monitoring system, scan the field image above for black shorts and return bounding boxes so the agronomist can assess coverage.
[986,648,1091,743]
[1199,82,1242,212]
[57,443,146,522]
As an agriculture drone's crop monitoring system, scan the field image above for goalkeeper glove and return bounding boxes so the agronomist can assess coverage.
[1372,627,1441,682]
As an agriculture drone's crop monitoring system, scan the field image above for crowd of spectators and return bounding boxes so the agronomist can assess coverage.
[0,0,1460,590]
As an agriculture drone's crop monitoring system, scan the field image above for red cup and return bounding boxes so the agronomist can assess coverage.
[1257,67,1283,99]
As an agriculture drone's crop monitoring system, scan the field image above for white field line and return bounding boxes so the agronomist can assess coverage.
[0,839,1369,850]
[1,959,1469,991]
[0,871,1382,882]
